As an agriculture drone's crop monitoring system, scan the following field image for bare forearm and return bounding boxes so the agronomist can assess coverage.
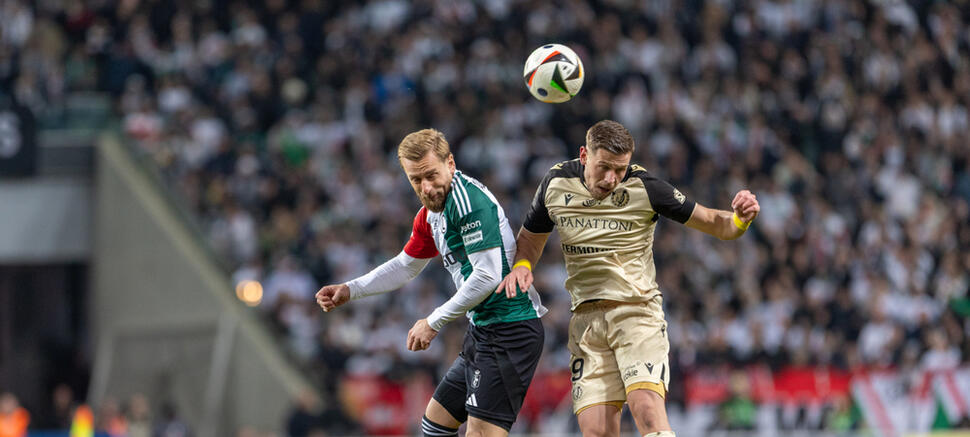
[513,228,550,265]
[686,204,749,240]
[713,209,746,240]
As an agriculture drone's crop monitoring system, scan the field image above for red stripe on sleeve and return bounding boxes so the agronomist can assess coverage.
[403,208,438,259]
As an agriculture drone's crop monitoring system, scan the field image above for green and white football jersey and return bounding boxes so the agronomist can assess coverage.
[403,171,546,326]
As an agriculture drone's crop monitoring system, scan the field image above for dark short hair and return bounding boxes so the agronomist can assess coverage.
[585,120,635,155]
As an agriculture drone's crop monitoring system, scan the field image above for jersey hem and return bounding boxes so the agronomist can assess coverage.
[471,311,541,326]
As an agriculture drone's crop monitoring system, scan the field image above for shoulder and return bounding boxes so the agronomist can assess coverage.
[537,159,582,194]
[410,207,432,229]
[626,164,675,193]
[449,172,497,218]
[547,159,582,179]
[454,172,494,204]
[626,164,694,220]
[626,164,687,200]
[626,163,652,182]
[455,172,491,198]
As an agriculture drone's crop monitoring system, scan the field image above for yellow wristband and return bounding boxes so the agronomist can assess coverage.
[732,213,751,231]
[513,259,532,271]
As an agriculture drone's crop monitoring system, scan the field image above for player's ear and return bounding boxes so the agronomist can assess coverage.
[447,153,456,173]
[579,146,588,165]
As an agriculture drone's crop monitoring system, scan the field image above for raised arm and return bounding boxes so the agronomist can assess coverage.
[315,251,432,312]
[631,168,759,240]
[685,190,760,240]
[316,208,438,312]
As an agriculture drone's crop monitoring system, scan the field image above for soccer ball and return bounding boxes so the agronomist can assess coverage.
[523,43,584,103]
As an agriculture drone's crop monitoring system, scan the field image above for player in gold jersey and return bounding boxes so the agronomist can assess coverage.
[497,120,760,437]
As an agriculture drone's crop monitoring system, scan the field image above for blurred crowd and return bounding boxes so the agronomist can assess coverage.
[0,386,349,437]
[3,0,970,434]
[0,387,187,437]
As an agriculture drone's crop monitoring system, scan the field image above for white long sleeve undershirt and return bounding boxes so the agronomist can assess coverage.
[426,247,502,331]
[346,251,431,299]
[344,247,503,332]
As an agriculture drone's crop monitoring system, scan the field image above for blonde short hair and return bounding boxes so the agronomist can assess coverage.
[397,129,451,163]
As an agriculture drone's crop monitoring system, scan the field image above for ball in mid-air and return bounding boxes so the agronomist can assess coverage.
[523,43,584,103]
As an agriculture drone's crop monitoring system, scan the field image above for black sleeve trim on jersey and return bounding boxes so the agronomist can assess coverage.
[632,167,696,224]
[522,160,579,233]
[522,172,555,233]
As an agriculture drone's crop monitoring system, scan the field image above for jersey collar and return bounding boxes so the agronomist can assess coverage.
[444,170,463,209]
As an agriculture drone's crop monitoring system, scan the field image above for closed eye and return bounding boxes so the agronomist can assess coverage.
[600,163,626,172]
[410,171,438,183]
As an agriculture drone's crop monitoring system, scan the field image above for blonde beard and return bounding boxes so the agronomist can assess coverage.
[420,192,447,212]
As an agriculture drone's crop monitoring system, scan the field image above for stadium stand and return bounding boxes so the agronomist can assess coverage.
[2,0,969,435]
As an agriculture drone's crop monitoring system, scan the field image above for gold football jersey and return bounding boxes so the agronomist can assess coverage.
[523,159,695,309]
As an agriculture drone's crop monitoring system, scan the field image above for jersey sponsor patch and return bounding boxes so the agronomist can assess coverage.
[462,230,483,245]
[611,188,630,207]
[460,220,481,233]
[673,188,686,204]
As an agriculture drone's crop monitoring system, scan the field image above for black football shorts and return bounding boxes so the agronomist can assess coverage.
[432,318,544,430]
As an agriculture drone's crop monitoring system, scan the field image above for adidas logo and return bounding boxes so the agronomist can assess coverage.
[564,194,574,205]
[465,394,478,407]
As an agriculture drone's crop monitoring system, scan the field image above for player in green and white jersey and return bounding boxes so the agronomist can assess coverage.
[316,129,546,437]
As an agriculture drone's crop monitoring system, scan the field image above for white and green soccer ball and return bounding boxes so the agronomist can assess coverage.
[523,43,584,103]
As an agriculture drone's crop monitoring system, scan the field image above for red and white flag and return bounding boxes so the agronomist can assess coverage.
[933,369,970,424]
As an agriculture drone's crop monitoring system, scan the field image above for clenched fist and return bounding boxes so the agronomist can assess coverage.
[315,284,350,312]
[731,190,760,223]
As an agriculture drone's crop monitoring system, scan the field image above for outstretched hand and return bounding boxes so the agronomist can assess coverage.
[496,265,533,298]
[731,190,760,223]
[315,284,350,312]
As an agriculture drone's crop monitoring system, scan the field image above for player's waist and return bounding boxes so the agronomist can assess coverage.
[570,289,661,309]
[562,259,655,285]
[572,295,659,312]
[573,299,623,312]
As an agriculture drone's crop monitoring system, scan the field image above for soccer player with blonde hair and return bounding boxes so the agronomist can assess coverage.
[317,129,546,437]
